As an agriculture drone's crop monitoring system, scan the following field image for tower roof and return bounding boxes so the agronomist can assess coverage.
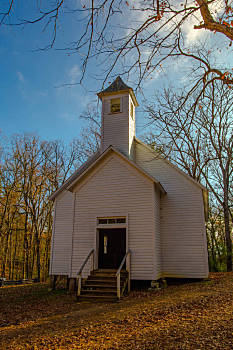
[97,76,139,106]
[102,76,132,93]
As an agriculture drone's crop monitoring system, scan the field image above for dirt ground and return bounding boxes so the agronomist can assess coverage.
[0,273,233,349]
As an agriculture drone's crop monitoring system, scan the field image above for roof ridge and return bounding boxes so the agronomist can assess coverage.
[134,138,207,191]
[49,145,166,200]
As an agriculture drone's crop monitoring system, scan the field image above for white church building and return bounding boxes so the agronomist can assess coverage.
[49,77,209,299]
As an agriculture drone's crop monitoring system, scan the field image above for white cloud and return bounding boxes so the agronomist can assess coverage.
[183,16,206,44]
[183,0,225,44]
[17,71,25,83]
[68,65,81,84]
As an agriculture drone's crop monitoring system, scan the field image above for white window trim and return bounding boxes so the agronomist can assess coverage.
[97,216,127,226]
[109,97,123,114]
[95,213,129,269]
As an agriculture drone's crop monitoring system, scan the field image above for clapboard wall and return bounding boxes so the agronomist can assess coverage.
[49,190,74,275]
[71,152,160,280]
[101,93,135,158]
[135,141,209,278]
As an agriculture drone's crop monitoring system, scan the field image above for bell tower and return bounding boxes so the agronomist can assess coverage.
[97,76,138,159]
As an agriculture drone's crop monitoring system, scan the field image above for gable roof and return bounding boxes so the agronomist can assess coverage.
[134,138,209,220]
[49,146,166,201]
[134,138,208,192]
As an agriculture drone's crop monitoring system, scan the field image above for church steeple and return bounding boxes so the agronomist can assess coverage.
[97,76,138,158]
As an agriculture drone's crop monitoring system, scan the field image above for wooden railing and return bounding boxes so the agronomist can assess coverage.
[116,249,131,300]
[77,249,95,297]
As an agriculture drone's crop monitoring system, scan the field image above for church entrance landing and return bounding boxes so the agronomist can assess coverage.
[98,228,126,269]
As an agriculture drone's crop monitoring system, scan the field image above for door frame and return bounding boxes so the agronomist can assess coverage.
[95,214,129,269]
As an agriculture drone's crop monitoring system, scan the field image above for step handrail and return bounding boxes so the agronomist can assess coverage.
[77,249,95,297]
[116,249,131,300]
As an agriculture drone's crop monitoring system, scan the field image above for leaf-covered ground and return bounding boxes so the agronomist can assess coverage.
[0,273,232,349]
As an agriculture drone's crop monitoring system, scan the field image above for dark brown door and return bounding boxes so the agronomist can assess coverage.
[98,228,126,269]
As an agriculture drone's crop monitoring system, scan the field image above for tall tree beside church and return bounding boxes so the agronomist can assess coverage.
[146,80,233,270]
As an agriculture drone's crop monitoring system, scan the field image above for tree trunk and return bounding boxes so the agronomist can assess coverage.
[11,228,18,280]
[8,229,12,279]
[35,228,41,282]
[223,174,232,272]
[223,203,232,271]
[23,212,29,279]
[1,231,10,278]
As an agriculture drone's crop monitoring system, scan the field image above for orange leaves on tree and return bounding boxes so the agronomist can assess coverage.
[223,21,230,27]
[221,71,232,80]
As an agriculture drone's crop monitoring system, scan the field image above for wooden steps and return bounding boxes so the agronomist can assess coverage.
[78,269,128,302]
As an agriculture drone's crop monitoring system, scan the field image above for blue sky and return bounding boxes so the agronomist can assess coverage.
[0,15,147,144]
[0,1,231,144]
[0,1,101,144]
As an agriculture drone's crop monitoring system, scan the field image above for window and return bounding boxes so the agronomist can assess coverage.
[116,218,126,223]
[130,102,134,119]
[98,218,108,224]
[111,98,121,113]
[97,217,126,225]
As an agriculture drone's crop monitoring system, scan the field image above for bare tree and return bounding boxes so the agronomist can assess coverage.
[0,134,84,281]
[206,206,228,271]
[146,80,233,270]
[1,1,232,90]
[78,104,101,160]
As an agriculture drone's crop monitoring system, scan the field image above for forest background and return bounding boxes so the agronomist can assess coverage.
[0,0,232,280]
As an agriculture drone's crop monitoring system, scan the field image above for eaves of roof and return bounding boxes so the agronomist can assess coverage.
[134,138,209,221]
[134,138,208,192]
[49,150,101,201]
[49,145,166,201]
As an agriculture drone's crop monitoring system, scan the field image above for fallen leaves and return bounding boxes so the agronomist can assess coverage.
[0,273,233,349]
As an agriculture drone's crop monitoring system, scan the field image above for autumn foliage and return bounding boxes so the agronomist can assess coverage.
[0,135,83,281]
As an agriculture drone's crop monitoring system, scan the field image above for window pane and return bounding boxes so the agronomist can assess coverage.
[116,218,126,223]
[111,98,120,113]
[98,219,107,224]
[98,217,126,224]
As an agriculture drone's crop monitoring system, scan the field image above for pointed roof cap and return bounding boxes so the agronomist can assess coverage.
[102,76,131,93]
[97,76,139,106]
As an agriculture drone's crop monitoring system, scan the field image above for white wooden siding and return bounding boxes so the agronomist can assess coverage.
[135,142,209,278]
[50,190,74,275]
[101,94,135,156]
[71,153,158,280]
[129,95,135,159]
[154,185,162,278]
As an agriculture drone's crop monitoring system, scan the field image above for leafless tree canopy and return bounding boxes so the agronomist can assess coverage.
[0,0,232,274]
[145,80,233,270]
[1,1,233,89]
[0,128,99,281]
